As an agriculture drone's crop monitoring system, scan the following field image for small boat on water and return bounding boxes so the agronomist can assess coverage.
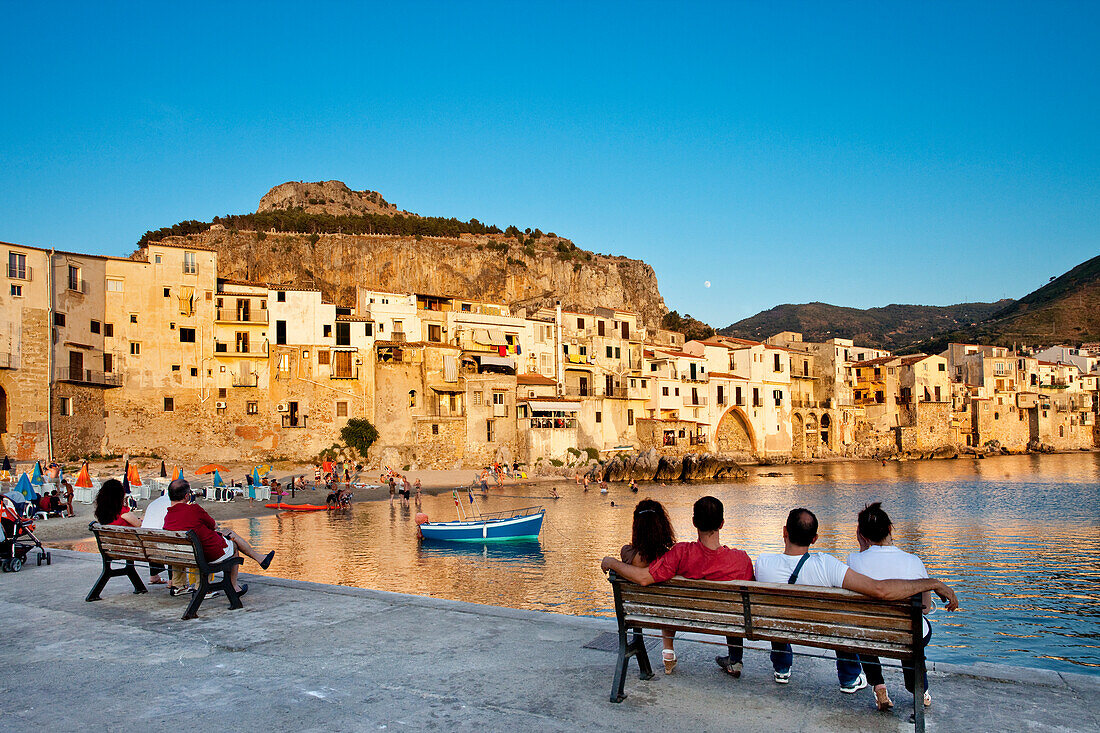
[418,505,544,542]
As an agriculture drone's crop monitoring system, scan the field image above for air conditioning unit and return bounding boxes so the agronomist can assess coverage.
[215,401,227,409]
[277,402,289,412]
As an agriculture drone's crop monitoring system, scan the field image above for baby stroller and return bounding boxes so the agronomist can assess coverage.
[1,494,51,572]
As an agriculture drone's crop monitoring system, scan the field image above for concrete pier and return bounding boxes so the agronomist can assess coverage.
[3,549,1097,732]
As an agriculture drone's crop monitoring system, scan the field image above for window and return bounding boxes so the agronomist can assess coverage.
[650,363,658,372]
[409,390,417,407]
[246,401,258,415]
[606,346,613,358]
[336,401,348,417]
[164,287,171,298]
[773,389,783,406]
[130,314,138,324]
[8,251,27,279]
[598,320,605,336]
[577,317,584,329]
[336,322,350,346]
[130,343,140,355]
[773,353,782,372]
[662,386,669,396]
[104,323,113,337]
[735,386,743,405]
[103,353,113,373]
[278,354,290,373]
[323,324,332,338]
[59,397,72,416]
[218,388,228,398]
[364,323,373,337]
[753,387,761,407]
[277,291,286,302]
[215,342,227,353]
[235,332,249,353]
[171,364,180,372]
[90,320,100,334]
[318,350,330,365]
[627,409,634,426]
[183,251,197,274]
[54,312,66,326]
[432,424,439,435]
[492,392,505,406]
[66,265,81,291]
[486,419,495,442]
[154,254,162,264]
[428,324,442,342]
[163,397,174,412]
[674,387,679,396]
[10,284,21,297]
[938,363,946,371]
[179,328,196,343]
[615,347,621,359]
[595,411,602,423]
[472,392,482,405]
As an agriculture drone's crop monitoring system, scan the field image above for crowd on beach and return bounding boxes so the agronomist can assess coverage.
[601,497,958,714]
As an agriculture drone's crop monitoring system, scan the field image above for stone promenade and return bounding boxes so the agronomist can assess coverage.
[3,549,1096,732]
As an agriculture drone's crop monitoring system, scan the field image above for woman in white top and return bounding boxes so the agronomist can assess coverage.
[846,502,933,712]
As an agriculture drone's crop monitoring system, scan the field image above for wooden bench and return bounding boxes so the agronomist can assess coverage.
[86,523,244,620]
[608,572,929,732]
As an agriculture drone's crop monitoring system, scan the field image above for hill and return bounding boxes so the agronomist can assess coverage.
[910,254,1100,354]
[136,182,669,326]
[718,300,1011,351]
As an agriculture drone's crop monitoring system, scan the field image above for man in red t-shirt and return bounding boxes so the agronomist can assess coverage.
[162,479,275,596]
[601,496,754,678]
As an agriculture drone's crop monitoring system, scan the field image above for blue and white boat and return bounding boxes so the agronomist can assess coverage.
[419,505,544,542]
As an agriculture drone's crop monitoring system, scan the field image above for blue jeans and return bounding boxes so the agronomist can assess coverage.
[771,643,863,685]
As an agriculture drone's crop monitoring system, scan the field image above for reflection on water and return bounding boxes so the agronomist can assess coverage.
[77,453,1100,674]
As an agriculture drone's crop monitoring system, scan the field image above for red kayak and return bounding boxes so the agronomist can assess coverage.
[264,503,329,512]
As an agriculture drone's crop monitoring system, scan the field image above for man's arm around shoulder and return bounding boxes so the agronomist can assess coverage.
[842,568,958,610]
[601,556,657,586]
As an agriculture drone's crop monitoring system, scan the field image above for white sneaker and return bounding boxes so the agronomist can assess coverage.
[840,672,868,694]
[774,670,791,684]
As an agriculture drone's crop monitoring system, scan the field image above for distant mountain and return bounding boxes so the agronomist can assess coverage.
[911,254,1100,354]
[718,300,1011,351]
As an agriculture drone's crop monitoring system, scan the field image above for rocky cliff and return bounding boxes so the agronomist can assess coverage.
[144,182,668,325]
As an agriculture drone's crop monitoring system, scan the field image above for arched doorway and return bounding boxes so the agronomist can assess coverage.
[0,384,7,435]
[714,407,756,456]
[805,413,820,456]
[820,413,832,451]
[792,412,806,458]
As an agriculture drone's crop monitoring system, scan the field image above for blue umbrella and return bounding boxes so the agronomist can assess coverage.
[15,472,37,501]
[212,469,225,488]
[30,461,44,485]
[251,467,262,486]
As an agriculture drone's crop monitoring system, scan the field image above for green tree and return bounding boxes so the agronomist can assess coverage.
[340,418,379,458]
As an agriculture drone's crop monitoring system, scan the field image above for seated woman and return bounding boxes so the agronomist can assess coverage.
[619,499,678,673]
[94,479,141,527]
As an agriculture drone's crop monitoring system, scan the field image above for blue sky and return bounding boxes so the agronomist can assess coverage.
[2,2,1097,325]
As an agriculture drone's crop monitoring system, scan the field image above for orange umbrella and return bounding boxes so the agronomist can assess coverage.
[170,466,181,481]
[126,463,143,486]
[194,463,229,475]
[75,462,94,489]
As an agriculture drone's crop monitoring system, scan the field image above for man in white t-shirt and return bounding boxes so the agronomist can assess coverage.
[845,502,934,711]
[141,490,172,589]
[755,508,957,693]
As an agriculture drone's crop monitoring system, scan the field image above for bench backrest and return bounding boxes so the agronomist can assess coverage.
[90,523,206,569]
[611,574,921,659]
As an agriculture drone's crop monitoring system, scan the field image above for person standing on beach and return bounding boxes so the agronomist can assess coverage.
[388,476,396,505]
[414,479,422,509]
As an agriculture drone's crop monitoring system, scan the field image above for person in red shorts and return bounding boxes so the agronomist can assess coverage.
[162,479,274,596]
[601,496,754,679]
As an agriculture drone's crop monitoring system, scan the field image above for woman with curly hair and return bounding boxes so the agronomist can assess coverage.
[94,479,140,527]
[619,499,679,673]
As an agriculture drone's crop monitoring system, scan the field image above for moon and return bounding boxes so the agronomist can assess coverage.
[704,281,711,288]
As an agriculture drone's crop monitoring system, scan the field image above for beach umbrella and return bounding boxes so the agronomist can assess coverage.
[257,463,273,476]
[160,460,167,478]
[251,467,262,486]
[195,463,229,475]
[212,469,225,488]
[170,466,181,481]
[122,460,131,494]
[321,460,334,474]
[31,461,44,485]
[2,456,11,472]
[15,472,37,501]
[128,463,143,486]
[75,462,94,489]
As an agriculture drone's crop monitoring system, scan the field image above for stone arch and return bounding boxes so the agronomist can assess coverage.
[0,384,6,455]
[820,413,832,451]
[791,412,806,458]
[714,406,756,455]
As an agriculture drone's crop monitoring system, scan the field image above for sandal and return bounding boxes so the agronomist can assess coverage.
[149,577,167,585]
[662,649,677,675]
[715,655,743,678]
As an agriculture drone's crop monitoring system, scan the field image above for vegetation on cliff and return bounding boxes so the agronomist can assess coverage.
[662,311,716,341]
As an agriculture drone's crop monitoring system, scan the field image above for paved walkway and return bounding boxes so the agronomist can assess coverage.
[3,549,1097,732]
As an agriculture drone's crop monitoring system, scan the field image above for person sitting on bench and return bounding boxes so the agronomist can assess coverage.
[601,496,755,679]
[162,479,275,597]
[755,508,958,692]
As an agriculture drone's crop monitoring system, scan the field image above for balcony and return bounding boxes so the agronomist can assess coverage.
[6,265,31,280]
[685,395,708,406]
[281,415,307,428]
[232,374,258,387]
[493,403,509,417]
[216,309,268,324]
[215,343,269,357]
[0,352,11,369]
[67,279,88,294]
[680,375,708,384]
[525,417,578,430]
[790,398,820,409]
[390,331,407,343]
[330,369,359,380]
[563,386,593,397]
[55,367,122,387]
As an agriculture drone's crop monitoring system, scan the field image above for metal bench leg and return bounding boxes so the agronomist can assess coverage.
[222,575,243,610]
[125,560,148,594]
[182,575,208,620]
[632,627,654,680]
[912,657,926,733]
[85,557,114,602]
[610,628,631,703]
